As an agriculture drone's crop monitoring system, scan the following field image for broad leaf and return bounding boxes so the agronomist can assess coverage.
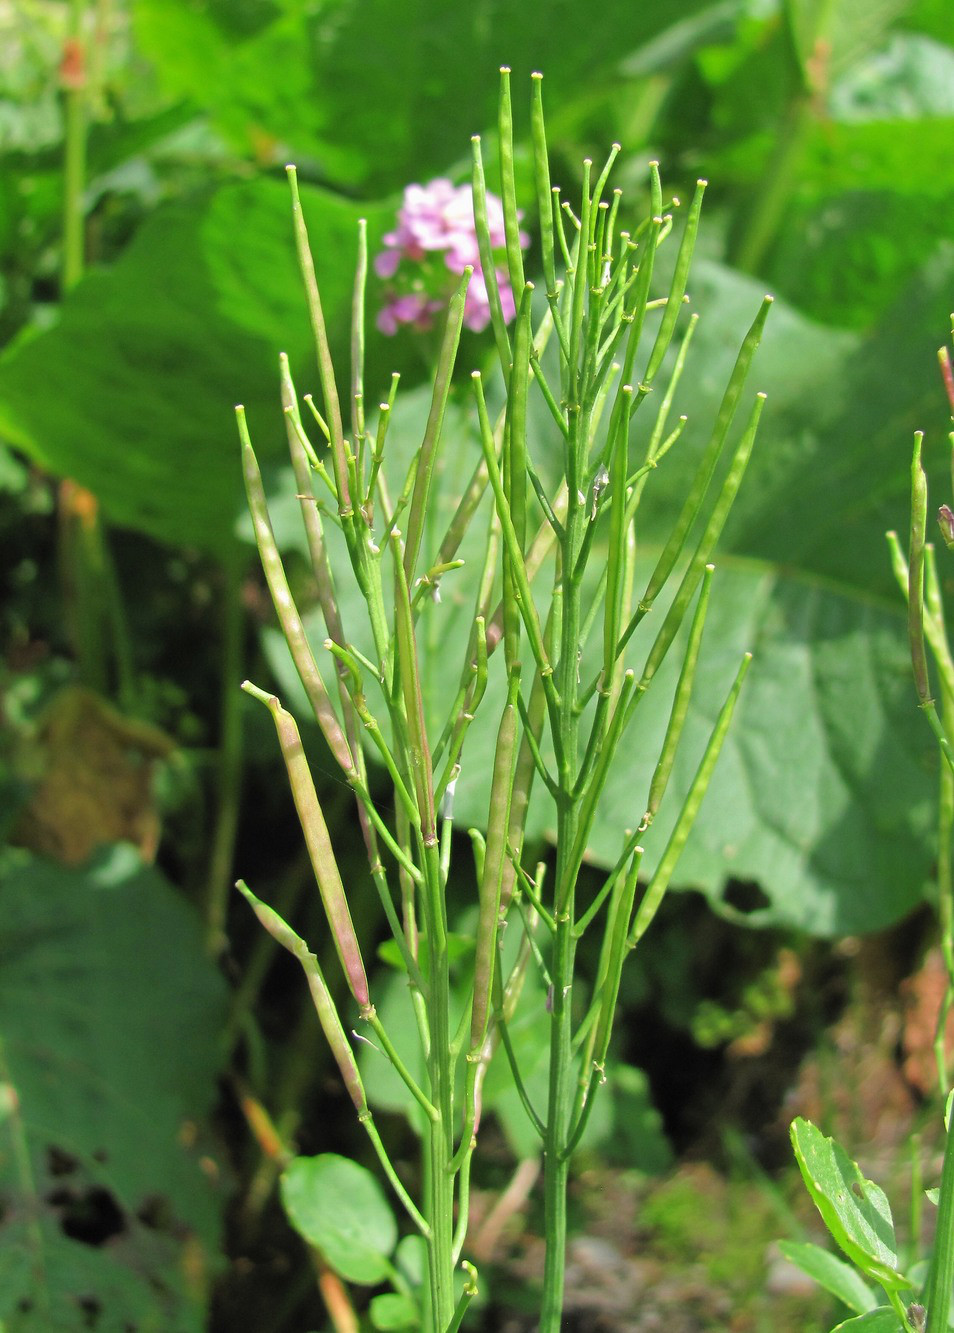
[370,1292,419,1330]
[790,1118,910,1292]
[0,179,391,561]
[829,1310,905,1332]
[702,17,954,328]
[133,0,721,192]
[0,845,227,1331]
[280,1154,397,1285]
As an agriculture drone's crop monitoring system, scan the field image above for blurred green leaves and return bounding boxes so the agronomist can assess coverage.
[0,845,227,1330]
[691,3,954,326]
[0,178,389,560]
[132,0,719,191]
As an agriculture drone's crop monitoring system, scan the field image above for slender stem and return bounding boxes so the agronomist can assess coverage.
[446,1263,479,1333]
[422,842,456,1328]
[539,910,576,1330]
[58,12,142,713]
[910,434,931,704]
[205,561,245,955]
[362,1009,437,1122]
[730,93,814,276]
[287,166,351,514]
[936,624,954,1093]
[886,1288,918,1333]
[62,0,87,293]
[925,1102,954,1333]
[540,391,589,1331]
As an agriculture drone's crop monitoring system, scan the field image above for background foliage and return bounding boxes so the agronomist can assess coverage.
[1,0,952,1328]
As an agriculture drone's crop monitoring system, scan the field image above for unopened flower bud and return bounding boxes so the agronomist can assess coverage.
[938,504,954,550]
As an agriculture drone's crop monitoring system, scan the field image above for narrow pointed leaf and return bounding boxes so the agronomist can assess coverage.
[777,1240,878,1315]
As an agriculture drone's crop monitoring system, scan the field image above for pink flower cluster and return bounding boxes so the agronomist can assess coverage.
[374,179,528,335]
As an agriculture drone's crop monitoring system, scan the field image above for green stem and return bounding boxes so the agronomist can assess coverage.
[422,843,456,1329]
[925,1108,954,1333]
[886,1288,918,1333]
[206,562,246,955]
[62,0,87,293]
[937,669,954,1096]
[539,909,576,1331]
[287,166,351,513]
[539,420,589,1330]
[730,94,814,276]
[362,1009,436,1122]
[629,653,753,946]
[446,1263,479,1333]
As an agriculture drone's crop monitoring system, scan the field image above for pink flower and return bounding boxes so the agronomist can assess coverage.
[373,248,401,279]
[462,269,517,333]
[375,178,529,335]
[377,291,444,336]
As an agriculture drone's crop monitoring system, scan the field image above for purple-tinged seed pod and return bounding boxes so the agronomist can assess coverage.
[237,881,368,1115]
[300,953,368,1115]
[268,696,369,1007]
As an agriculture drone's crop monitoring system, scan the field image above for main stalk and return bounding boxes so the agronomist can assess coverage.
[539,448,587,1331]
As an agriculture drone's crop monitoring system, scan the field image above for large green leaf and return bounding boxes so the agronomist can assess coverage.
[0,845,227,1330]
[763,28,954,327]
[133,1,337,173]
[0,178,390,561]
[695,6,954,327]
[133,0,720,192]
[789,118,954,198]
